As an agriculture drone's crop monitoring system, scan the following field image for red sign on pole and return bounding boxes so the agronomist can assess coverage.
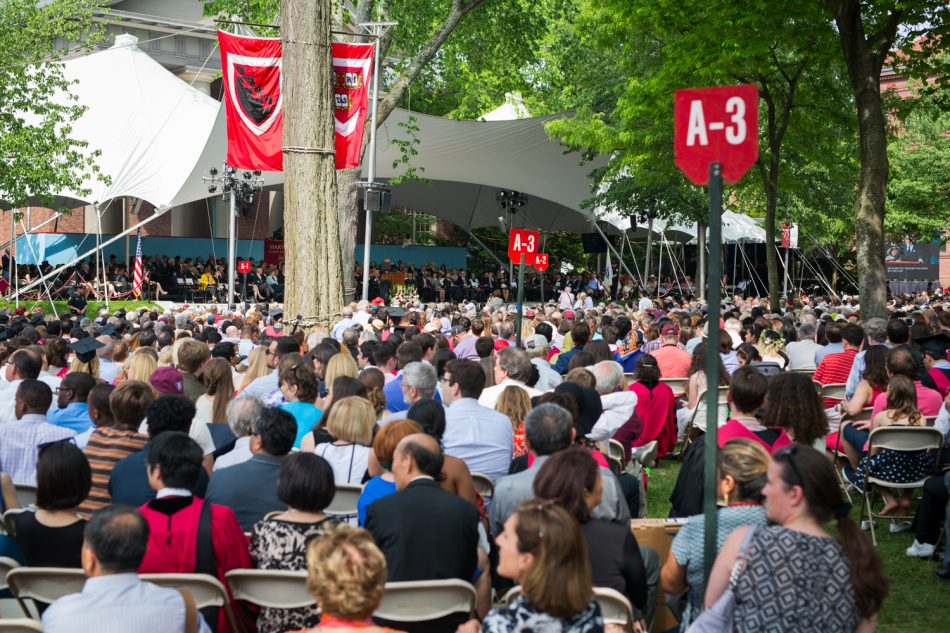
[781,223,791,249]
[508,229,540,264]
[237,261,252,274]
[533,253,550,272]
[674,85,758,185]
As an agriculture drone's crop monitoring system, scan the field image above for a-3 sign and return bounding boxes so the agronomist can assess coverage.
[533,253,549,272]
[674,85,758,185]
[508,229,539,264]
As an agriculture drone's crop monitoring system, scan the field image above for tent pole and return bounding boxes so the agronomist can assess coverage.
[227,187,237,309]
[19,218,58,317]
[463,230,505,268]
[0,212,63,255]
[7,207,172,300]
[645,216,653,284]
[697,222,706,301]
[590,222,635,283]
[95,203,110,311]
[12,212,18,310]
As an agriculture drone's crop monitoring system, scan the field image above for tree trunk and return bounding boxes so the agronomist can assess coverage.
[828,0,901,319]
[281,0,343,322]
[765,183,779,310]
[338,166,360,303]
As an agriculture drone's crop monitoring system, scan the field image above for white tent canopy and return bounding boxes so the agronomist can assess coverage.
[599,208,767,244]
[46,35,610,235]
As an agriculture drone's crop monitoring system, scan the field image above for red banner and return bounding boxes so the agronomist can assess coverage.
[264,239,284,265]
[332,42,375,169]
[781,223,790,249]
[218,30,283,171]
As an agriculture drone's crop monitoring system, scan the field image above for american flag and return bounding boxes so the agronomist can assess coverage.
[132,230,143,297]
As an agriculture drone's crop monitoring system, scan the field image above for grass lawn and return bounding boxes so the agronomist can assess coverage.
[644,458,947,633]
[0,299,161,320]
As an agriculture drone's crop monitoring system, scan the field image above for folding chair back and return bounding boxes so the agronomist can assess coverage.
[500,585,522,606]
[375,579,476,623]
[1,509,29,538]
[593,587,636,627]
[6,567,85,617]
[607,439,625,463]
[470,473,494,501]
[683,387,730,444]
[866,426,943,455]
[820,383,848,402]
[0,620,42,632]
[224,570,311,609]
[812,380,822,395]
[139,573,240,633]
[0,557,20,592]
[325,484,362,518]
[790,368,816,378]
[13,485,36,508]
[843,407,873,424]
[659,377,687,396]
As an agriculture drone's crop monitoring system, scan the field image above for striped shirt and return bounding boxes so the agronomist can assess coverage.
[813,348,857,407]
[0,414,76,484]
[81,427,148,515]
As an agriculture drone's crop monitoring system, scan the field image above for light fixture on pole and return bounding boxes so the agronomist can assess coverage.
[496,190,528,279]
[204,165,263,309]
[357,20,397,302]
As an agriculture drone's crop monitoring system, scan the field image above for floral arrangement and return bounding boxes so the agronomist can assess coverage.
[390,285,419,307]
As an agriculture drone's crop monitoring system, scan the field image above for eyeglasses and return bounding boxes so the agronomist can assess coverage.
[774,445,804,487]
[441,376,455,385]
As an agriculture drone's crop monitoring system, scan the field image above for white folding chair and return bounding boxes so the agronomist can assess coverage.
[857,426,943,545]
[325,483,362,519]
[6,567,86,618]
[659,377,687,396]
[12,485,36,508]
[224,569,312,609]
[374,579,476,623]
[683,386,730,446]
[593,587,636,627]
[819,383,848,403]
[790,368,816,378]
[607,439,625,463]
[470,472,494,501]
[140,573,241,633]
[0,557,20,592]
[1,509,29,538]
[500,585,522,606]
[0,620,42,632]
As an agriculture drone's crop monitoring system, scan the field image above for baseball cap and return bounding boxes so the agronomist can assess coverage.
[661,324,680,336]
[563,309,575,319]
[525,309,536,318]
[525,334,548,351]
[150,366,184,395]
[494,338,511,352]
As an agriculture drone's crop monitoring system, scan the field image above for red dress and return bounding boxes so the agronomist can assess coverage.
[629,380,677,458]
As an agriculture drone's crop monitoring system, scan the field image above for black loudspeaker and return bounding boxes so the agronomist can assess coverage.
[580,233,618,253]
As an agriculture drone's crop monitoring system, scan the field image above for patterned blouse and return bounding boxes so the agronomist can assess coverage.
[733,526,861,633]
[482,596,603,632]
[249,517,336,633]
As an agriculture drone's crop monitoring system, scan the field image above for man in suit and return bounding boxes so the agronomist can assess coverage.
[205,407,294,531]
[365,434,480,582]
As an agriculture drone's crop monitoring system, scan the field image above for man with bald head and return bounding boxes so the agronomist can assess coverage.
[364,434,480,585]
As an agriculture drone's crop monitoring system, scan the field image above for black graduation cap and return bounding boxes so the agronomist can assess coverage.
[0,328,10,343]
[29,314,45,327]
[916,333,950,358]
[96,324,117,338]
[387,307,405,320]
[270,309,284,321]
[68,336,105,364]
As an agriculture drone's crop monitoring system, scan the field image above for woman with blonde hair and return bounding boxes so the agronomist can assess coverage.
[286,523,405,633]
[458,500,602,632]
[313,396,375,486]
[238,346,270,393]
[117,350,158,385]
[319,353,359,408]
[661,438,770,628]
[496,386,531,458]
[194,358,234,425]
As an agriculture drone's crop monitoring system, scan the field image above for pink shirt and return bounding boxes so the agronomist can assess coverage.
[718,419,793,453]
[650,344,692,378]
[870,381,943,422]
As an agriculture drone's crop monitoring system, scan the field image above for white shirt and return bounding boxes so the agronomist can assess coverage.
[0,379,23,425]
[531,358,562,392]
[315,442,370,485]
[138,418,214,456]
[98,359,120,384]
[354,310,372,326]
[477,378,543,409]
[42,573,212,633]
[242,369,279,399]
[332,317,358,341]
[213,436,254,471]
[442,398,514,482]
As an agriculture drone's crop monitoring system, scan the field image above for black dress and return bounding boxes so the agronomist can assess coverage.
[581,519,648,611]
[13,511,86,567]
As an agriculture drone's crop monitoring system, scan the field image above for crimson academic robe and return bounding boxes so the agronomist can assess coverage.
[629,380,677,458]
[138,496,251,631]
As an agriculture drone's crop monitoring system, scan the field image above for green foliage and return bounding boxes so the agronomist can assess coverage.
[885,87,950,241]
[388,115,428,185]
[0,0,105,211]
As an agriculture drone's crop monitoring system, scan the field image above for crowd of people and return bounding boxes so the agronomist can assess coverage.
[0,284,946,632]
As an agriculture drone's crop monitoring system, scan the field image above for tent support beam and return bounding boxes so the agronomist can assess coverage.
[6,207,171,301]
[0,212,64,255]
[463,230,505,268]
[590,222,635,287]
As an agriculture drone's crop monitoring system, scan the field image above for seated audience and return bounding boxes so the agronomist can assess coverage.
[495,386,532,458]
[706,446,887,633]
[760,372,828,449]
[214,396,264,471]
[479,347,543,407]
[74,382,114,450]
[286,523,406,633]
[109,396,209,506]
[278,361,323,448]
[534,447,651,622]
[661,439,769,628]
[0,380,75,483]
[137,432,251,631]
[42,507,211,632]
[313,396,376,485]
[48,371,97,435]
[206,407,296,531]
[457,500,603,633]
[251,453,338,633]
[359,420,423,526]
[14,441,90,568]
[146,366,215,469]
[81,380,151,515]
[628,355,676,459]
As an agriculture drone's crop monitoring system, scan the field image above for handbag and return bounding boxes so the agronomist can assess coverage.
[685,525,757,633]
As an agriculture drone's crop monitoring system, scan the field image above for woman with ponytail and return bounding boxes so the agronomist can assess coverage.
[705,445,889,632]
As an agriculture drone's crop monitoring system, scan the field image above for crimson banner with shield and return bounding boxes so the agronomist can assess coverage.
[332,42,375,169]
[218,30,283,171]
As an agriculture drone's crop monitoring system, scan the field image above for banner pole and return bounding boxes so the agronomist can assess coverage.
[228,181,237,309]
[702,162,723,588]
[361,25,384,302]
